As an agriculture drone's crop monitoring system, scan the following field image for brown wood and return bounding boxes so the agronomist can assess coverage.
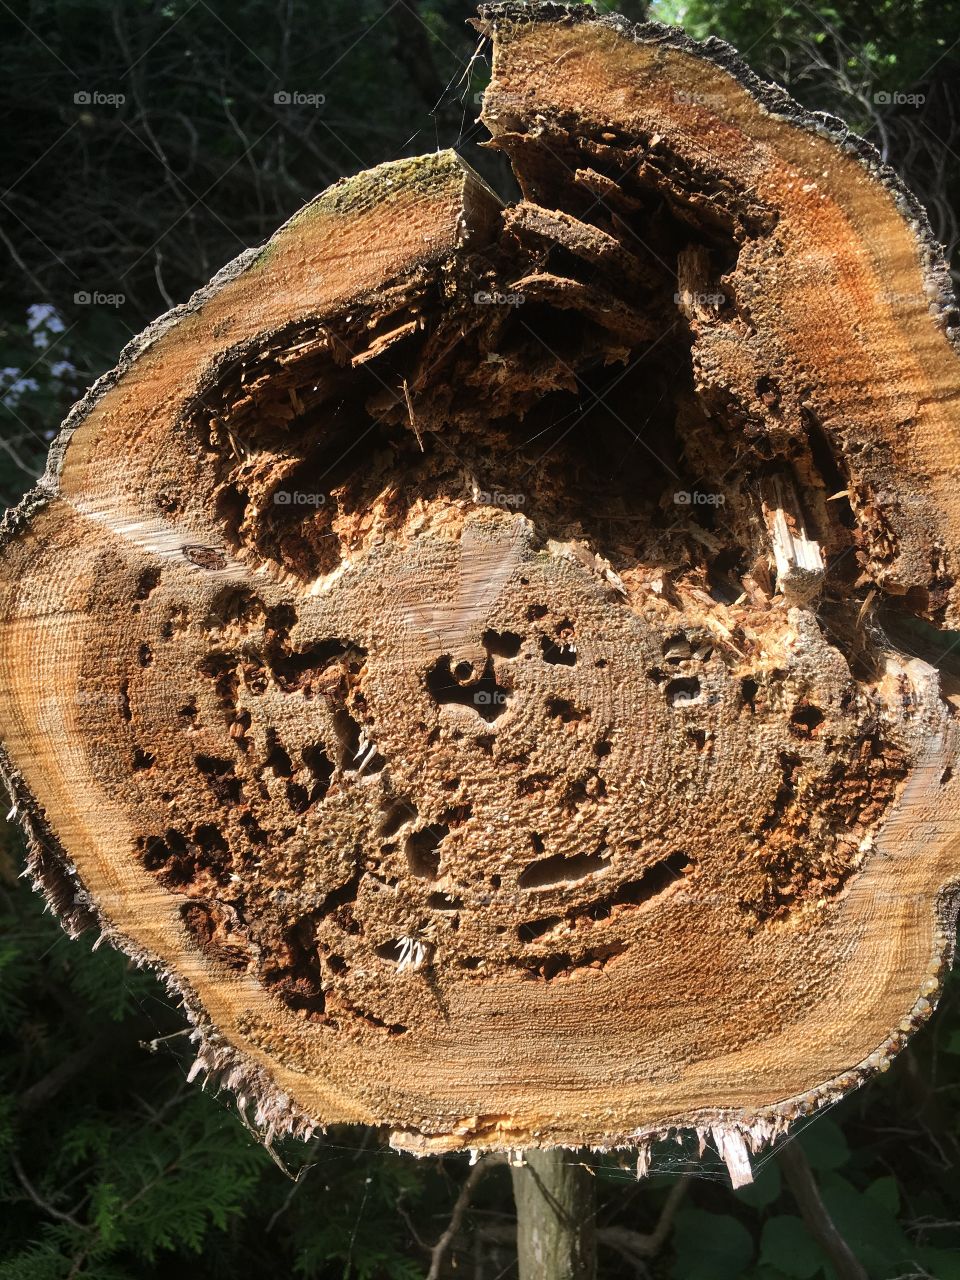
[1,3,959,1180]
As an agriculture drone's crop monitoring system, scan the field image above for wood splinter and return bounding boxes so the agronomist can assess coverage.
[762,475,826,602]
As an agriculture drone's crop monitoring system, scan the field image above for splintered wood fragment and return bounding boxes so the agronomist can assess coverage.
[0,3,958,1180]
[857,587,877,627]
[506,271,658,342]
[504,201,660,290]
[573,167,648,216]
[350,319,420,366]
[712,1127,754,1189]
[280,334,331,361]
[403,378,424,451]
[761,475,825,601]
[675,244,723,323]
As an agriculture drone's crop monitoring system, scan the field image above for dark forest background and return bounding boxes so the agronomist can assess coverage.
[1,2,959,1277]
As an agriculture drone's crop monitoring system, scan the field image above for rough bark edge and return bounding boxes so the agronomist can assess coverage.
[475,2,960,352]
[0,745,323,1147]
[0,12,956,1175]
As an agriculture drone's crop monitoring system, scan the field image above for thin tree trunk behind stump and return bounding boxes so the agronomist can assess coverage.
[511,1150,596,1280]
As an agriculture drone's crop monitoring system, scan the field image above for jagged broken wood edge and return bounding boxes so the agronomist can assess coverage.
[0,6,956,1185]
[476,2,960,350]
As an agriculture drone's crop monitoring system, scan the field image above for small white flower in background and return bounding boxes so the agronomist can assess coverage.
[0,369,40,408]
[396,936,428,973]
[26,303,66,348]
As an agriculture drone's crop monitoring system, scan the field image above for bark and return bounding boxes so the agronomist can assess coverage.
[511,1150,596,1280]
[0,2,958,1179]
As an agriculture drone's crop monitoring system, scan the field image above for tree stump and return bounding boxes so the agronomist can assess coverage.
[2,3,959,1180]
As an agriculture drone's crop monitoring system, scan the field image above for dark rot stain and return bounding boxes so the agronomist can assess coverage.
[183,544,228,571]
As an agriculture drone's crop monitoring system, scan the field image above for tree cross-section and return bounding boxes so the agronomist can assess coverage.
[1,4,958,1179]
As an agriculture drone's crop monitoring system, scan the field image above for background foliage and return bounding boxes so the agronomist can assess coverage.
[1,1,959,1276]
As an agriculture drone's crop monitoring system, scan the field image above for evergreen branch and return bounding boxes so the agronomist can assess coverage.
[10,1152,85,1229]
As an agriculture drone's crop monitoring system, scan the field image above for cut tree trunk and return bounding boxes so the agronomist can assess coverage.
[1,2,959,1182]
[511,1150,596,1280]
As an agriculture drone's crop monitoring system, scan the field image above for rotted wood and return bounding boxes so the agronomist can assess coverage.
[0,3,958,1182]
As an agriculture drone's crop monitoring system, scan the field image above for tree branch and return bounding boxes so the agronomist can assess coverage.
[598,1174,691,1259]
[11,1152,84,1229]
[426,1154,504,1280]
[470,1175,690,1274]
[777,1141,868,1280]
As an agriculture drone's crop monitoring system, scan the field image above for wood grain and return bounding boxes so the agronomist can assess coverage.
[1,5,958,1179]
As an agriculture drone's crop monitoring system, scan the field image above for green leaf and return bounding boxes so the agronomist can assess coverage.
[863,1175,899,1215]
[91,1182,124,1249]
[736,1158,782,1208]
[760,1215,825,1279]
[672,1209,755,1280]
[819,1176,912,1276]
[796,1120,850,1172]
